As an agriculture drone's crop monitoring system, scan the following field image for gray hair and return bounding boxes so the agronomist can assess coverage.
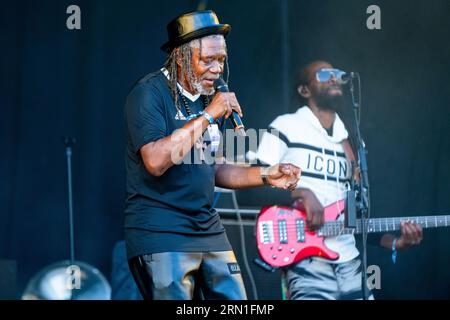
[164,35,229,108]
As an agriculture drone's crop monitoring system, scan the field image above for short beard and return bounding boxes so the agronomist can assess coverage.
[314,90,344,112]
[191,78,215,96]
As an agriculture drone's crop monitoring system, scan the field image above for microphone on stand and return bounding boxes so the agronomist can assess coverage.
[337,72,353,85]
[214,78,246,136]
[332,71,356,85]
[316,69,356,85]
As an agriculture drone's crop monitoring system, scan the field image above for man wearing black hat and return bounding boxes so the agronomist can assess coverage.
[124,10,301,300]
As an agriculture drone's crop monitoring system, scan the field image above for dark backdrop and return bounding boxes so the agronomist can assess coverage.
[1,0,449,299]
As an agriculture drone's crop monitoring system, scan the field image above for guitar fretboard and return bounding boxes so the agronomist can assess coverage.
[320,215,450,237]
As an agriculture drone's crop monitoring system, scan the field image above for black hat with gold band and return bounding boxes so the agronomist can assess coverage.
[161,10,231,53]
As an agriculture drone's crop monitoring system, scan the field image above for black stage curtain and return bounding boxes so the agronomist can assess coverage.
[1,0,449,299]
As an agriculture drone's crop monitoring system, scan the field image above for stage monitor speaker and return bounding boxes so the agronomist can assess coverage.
[0,259,17,299]
[223,221,284,300]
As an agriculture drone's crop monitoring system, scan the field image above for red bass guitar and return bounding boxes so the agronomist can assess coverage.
[256,200,450,267]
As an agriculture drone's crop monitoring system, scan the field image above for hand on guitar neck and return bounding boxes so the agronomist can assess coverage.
[381,221,423,251]
[292,188,423,250]
[291,188,324,232]
[256,198,437,267]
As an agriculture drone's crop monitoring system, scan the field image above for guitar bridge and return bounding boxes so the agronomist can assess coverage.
[258,221,274,244]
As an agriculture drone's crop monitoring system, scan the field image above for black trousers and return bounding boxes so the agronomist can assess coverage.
[128,251,247,300]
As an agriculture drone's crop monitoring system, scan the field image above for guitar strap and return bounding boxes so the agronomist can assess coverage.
[342,139,360,182]
[342,139,356,161]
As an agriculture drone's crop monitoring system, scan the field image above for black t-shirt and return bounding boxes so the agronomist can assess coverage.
[124,70,231,259]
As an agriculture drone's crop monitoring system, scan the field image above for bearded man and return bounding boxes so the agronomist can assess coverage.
[124,10,301,300]
[256,60,423,300]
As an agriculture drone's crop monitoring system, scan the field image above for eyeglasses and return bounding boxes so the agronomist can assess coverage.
[315,68,345,83]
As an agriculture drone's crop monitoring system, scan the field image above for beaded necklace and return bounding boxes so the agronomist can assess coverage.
[176,86,209,161]
[176,86,208,120]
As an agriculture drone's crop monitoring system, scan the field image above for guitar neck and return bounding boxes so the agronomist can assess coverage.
[321,215,450,236]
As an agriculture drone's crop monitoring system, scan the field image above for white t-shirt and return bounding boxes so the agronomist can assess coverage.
[256,106,359,263]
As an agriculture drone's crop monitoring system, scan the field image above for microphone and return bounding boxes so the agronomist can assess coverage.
[337,72,355,85]
[317,70,355,85]
[214,78,246,136]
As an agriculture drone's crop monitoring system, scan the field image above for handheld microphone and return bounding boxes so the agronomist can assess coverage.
[214,78,246,136]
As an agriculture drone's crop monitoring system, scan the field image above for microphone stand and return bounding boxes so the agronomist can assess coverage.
[63,137,78,298]
[348,73,371,300]
[63,137,77,267]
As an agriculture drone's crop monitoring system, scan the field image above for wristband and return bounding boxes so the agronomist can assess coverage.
[202,111,215,124]
[260,166,271,186]
[391,238,398,264]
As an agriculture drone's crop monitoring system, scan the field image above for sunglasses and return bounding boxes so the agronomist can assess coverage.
[315,68,346,83]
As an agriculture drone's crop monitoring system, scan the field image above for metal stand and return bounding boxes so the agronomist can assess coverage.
[348,74,371,300]
[21,137,111,300]
[63,137,76,266]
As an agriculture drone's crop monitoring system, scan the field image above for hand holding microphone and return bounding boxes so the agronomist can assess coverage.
[204,78,246,136]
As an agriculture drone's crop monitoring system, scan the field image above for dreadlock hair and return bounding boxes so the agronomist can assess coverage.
[164,34,229,109]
